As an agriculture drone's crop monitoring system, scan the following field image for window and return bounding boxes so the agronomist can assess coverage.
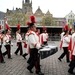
[71,15,72,17]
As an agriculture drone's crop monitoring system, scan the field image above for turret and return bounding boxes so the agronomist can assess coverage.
[22,0,24,8]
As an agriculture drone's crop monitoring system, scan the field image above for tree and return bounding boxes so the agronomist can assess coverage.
[7,13,27,26]
[42,15,53,26]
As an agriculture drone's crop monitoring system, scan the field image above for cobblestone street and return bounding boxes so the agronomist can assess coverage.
[0,41,74,75]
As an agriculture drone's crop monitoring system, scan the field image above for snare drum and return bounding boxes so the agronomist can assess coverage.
[40,45,58,59]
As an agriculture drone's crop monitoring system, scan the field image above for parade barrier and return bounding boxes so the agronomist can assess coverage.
[49,36,60,41]
[40,45,58,59]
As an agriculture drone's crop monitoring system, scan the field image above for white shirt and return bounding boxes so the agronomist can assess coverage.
[28,30,41,49]
[62,35,71,47]
[16,33,22,42]
[40,33,47,45]
[3,34,10,45]
[25,32,29,44]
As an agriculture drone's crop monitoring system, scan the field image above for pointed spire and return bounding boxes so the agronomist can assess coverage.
[13,6,14,10]
[71,10,72,12]
[38,6,40,9]
[46,10,50,15]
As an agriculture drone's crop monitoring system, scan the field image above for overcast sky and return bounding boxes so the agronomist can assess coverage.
[0,0,75,17]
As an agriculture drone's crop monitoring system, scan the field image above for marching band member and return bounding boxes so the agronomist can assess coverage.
[3,29,12,59]
[0,25,5,63]
[45,28,48,43]
[22,27,30,59]
[27,29,41,65]
[68,25,75,74]
[27,15,44,75]
[58,25,70,62]
[14,24,23,55]
[2,23,12,59]
[40,27,48,45]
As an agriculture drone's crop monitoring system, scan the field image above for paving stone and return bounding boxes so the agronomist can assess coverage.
[0,41,73,75]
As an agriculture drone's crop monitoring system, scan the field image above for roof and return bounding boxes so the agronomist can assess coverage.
[10,8,26,14]
[10,25,63,28]
[0,11,5,20]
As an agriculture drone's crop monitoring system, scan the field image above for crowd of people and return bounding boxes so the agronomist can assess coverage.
[0,15,49,75]
[1,15,75,75]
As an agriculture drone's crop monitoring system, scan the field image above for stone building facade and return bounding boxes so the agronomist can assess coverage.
[0,11,5,30]
[65,11,75,28]
[5,0,65,27]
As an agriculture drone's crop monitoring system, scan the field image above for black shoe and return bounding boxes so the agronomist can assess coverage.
[69,62,72,67]
[14,52,17,55]
[67,61,70,63]
[20,54,22,55]
[27,67,33,73]
[68,70,73,74]
[22,55,26,59]
[27,60,30,64]
[36,71,44,75]
[8,57,12,59]
[1,61,5,63]
[25,53,28,56]
[58,58,62,61]
[3,55,5,57]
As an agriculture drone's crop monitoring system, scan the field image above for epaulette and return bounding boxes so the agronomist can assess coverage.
[28,31,34,36]
[26,32,29,36]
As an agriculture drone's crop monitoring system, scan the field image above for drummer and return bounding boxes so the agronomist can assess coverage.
[27,15,44,75]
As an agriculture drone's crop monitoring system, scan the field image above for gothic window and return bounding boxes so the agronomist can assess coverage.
[70,15,72,17]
